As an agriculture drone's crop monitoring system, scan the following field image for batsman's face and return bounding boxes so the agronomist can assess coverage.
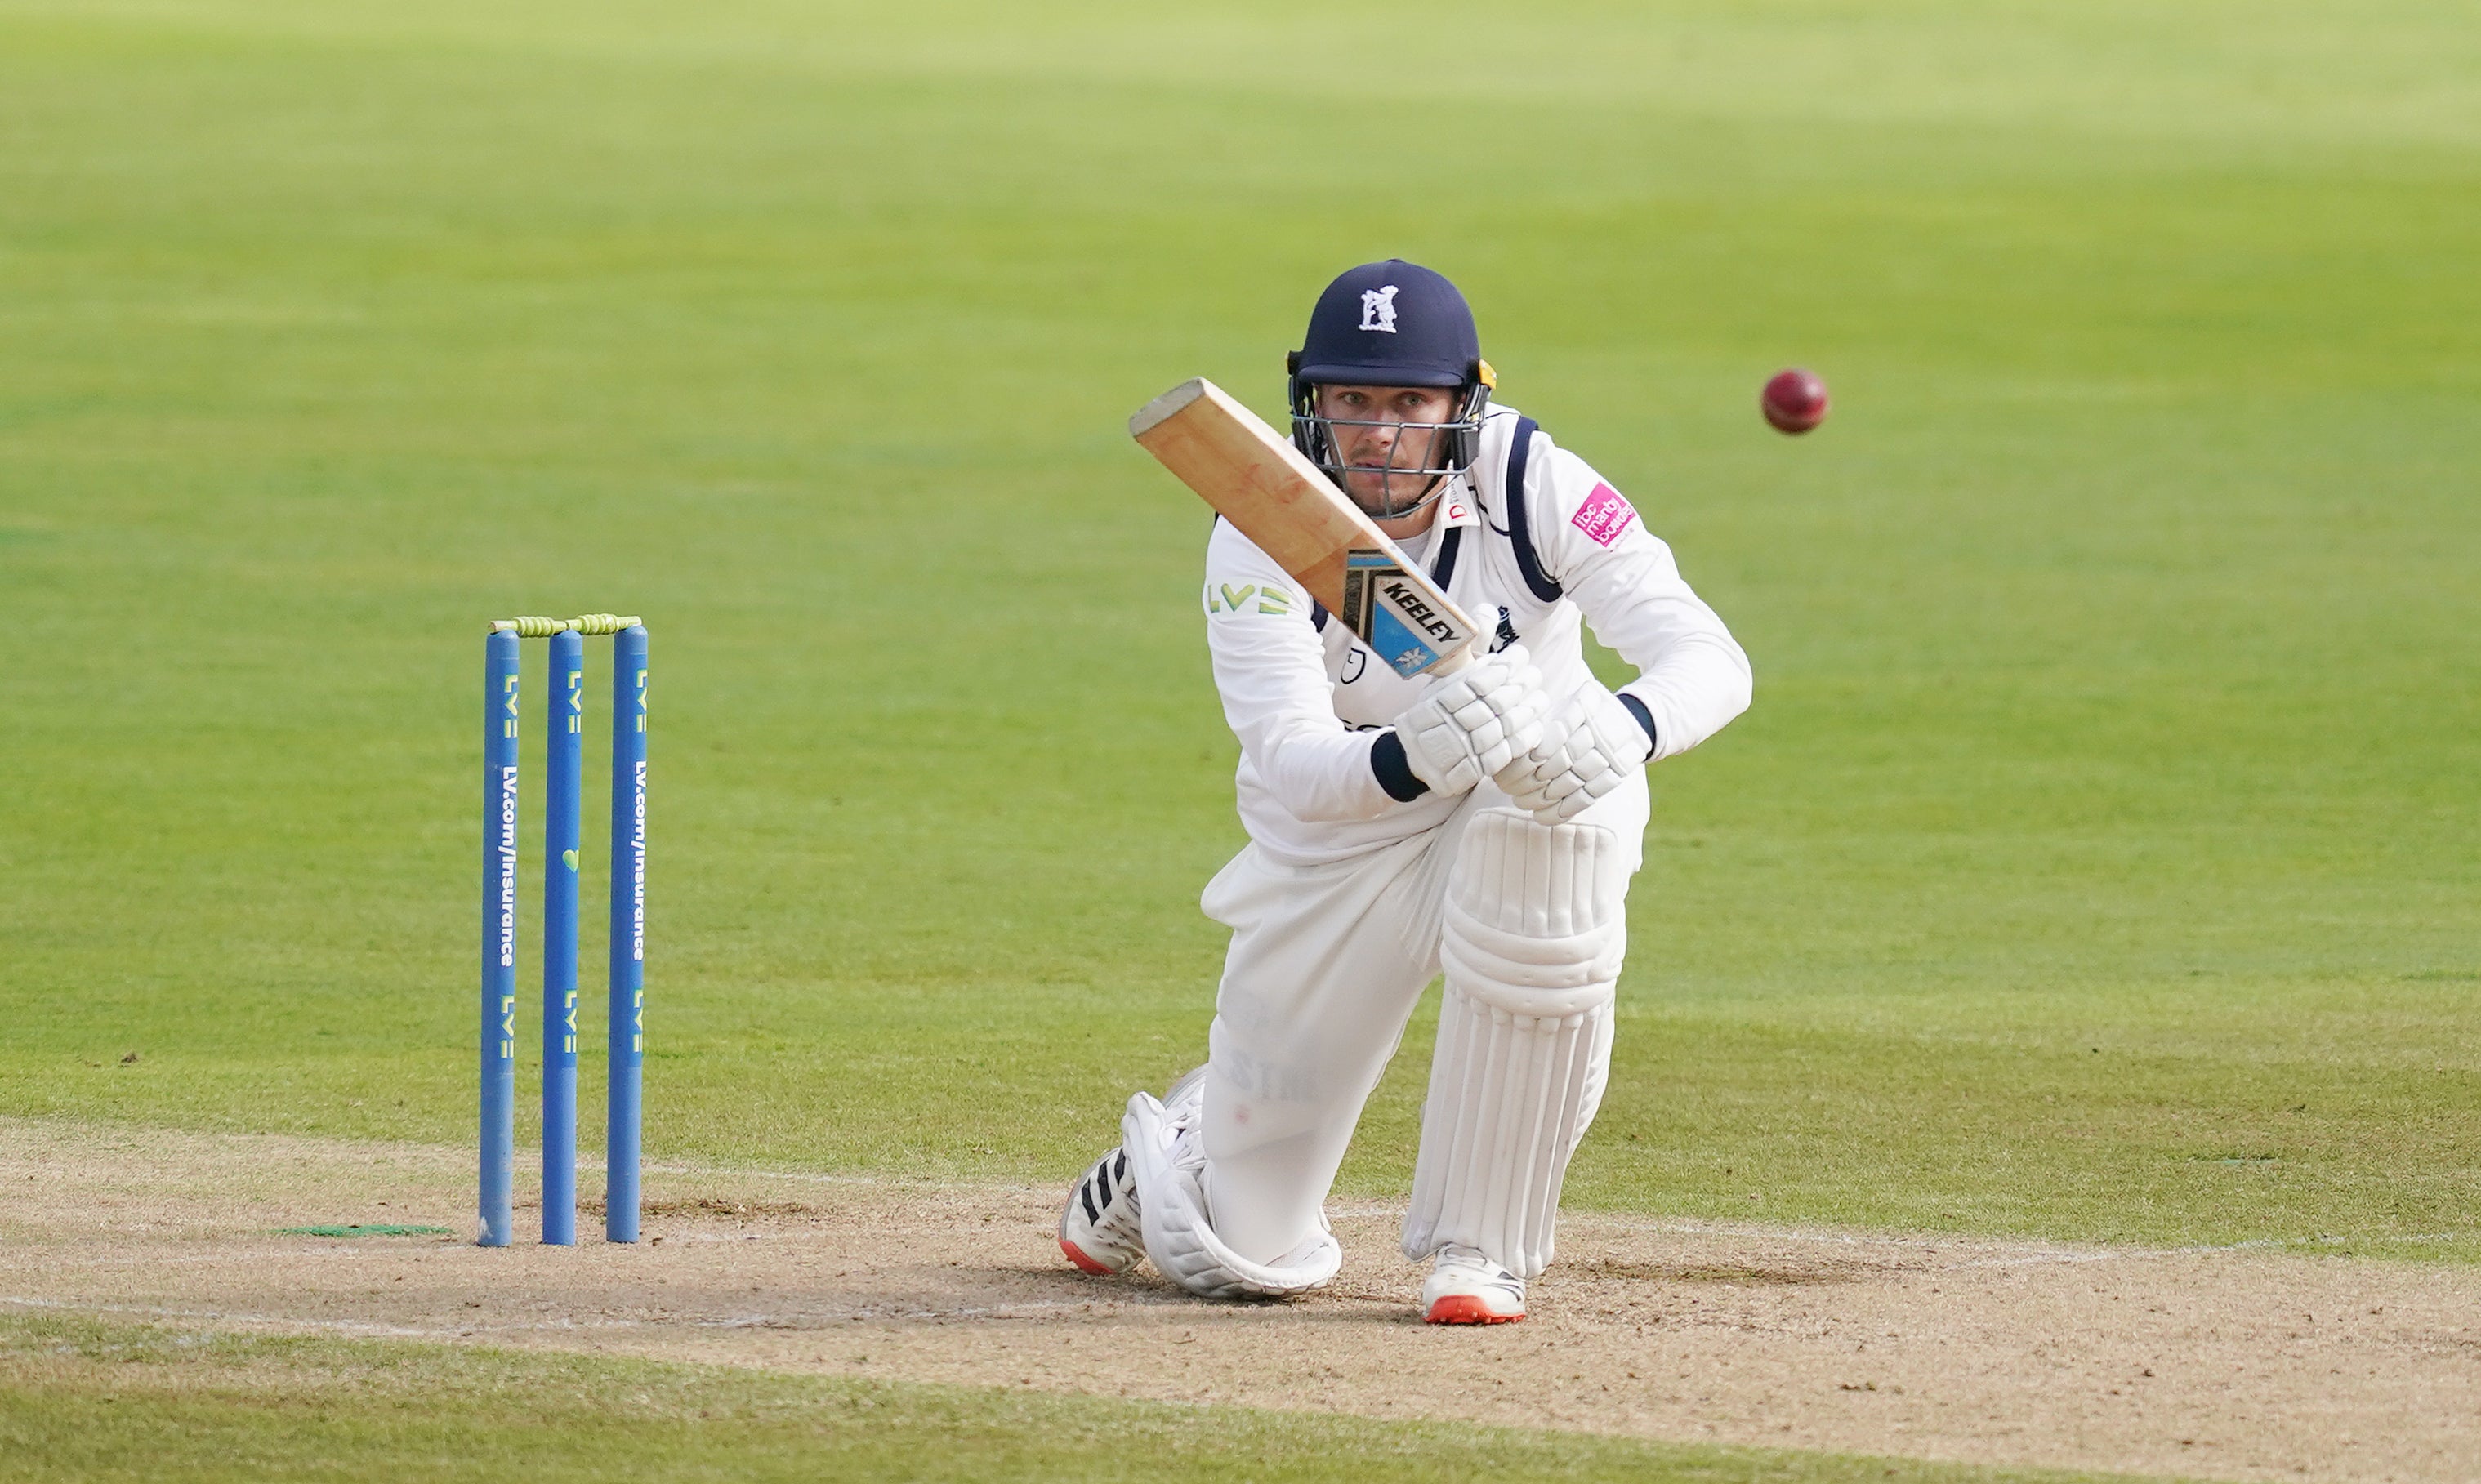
[1316,383,1459,516]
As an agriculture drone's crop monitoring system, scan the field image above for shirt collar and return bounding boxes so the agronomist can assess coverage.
[1431,473,1482,531]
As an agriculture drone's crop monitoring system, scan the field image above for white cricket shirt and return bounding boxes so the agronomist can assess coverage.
[1199,404,1752,865]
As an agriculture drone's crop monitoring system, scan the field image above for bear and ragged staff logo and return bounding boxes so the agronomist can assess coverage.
[1359,285,1399,333]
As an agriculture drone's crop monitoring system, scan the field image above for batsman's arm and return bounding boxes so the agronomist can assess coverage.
[1202,523,1406,822]
[1528,445,1752,760]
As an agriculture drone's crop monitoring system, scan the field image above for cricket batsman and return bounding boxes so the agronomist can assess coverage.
[1060,261,1752,1323]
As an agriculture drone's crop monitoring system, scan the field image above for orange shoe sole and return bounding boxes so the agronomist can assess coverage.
[1059,1236,1117,1276]
[1425,1295,1525,1325]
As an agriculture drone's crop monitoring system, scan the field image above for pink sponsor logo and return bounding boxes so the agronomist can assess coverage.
[1570,483,1638,547]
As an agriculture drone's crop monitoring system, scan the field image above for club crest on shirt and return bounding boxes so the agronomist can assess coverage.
[1570,482,1638,547]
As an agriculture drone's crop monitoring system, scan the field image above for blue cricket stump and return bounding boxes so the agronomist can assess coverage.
[479,629,521,1249]
[607,624,648,1243]
[479,613,646,1248]
[541,629,583,1245]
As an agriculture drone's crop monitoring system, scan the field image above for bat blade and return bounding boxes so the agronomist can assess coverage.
[1130,377,1477,677]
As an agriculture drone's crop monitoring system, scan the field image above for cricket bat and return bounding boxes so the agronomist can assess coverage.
[1129,377,1479,679]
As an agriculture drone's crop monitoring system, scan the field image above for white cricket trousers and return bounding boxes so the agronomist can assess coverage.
[1196,773,1649,1268]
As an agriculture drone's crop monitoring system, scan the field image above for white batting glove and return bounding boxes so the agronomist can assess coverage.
[1497,684,1653,822]
[1391,644,1547,796]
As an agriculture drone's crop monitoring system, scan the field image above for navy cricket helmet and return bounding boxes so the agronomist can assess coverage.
[1287,260,1495,517]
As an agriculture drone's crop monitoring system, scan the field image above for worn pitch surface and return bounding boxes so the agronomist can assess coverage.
[4,1119,2472,1484]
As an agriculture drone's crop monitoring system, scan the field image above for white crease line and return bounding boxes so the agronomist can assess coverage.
[640,1161,926,1188]
[2199,1233,2472,1251]
[612,1188,2481,1271]
[3,1292,1185,1338]
[0,1247,451,1273]
[697,1297,1192,1327]
[1940,1250,2168,1272]
[0,1295,636,1339]
[1481,1210,2180,1269]
[12,1130,2469,1267]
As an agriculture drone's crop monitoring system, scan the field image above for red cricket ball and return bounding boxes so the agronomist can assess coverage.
[1761,368,1829,435]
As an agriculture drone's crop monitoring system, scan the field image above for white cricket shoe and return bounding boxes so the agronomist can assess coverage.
[1057,1144,1144,1276]
[1422,1243,1526,1324]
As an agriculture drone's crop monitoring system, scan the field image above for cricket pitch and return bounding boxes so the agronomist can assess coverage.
[2,1117,2473,1482]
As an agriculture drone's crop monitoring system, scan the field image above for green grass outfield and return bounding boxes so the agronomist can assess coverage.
[3,0,2477,1304]
[0,1312,2154,1484]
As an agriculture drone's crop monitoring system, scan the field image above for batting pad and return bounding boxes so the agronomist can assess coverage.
[1403,809,1626,1279]
[1124,1082,1341,1300]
